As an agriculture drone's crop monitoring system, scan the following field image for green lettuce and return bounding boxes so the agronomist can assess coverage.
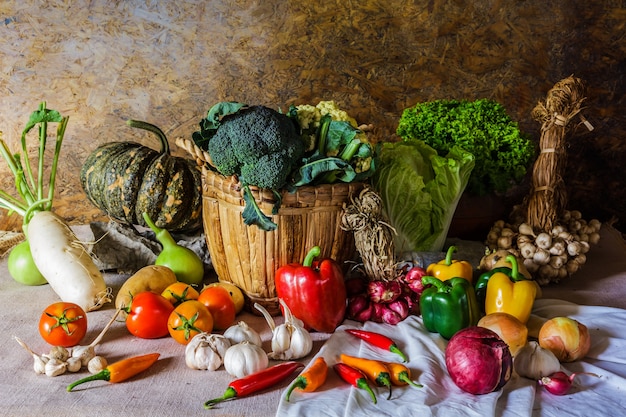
[372,139,475,253]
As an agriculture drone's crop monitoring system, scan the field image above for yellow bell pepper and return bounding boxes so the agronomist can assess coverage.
[484,255,541,324]
[426,246,473,283]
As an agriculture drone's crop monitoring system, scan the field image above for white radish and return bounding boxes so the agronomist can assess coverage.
[27,211,111,312]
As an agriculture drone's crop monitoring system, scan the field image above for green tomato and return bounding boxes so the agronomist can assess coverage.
[8,240,47,286]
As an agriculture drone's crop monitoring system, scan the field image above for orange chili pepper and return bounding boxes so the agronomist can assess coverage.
[285,356,328,401]
[381,361,423,389]
[339,353,392,399]
[67,353,160,391]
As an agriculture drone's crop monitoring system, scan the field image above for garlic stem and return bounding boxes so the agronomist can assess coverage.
[254,302,276,331]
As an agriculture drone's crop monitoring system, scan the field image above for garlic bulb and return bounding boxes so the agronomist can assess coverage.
[223,321,262,347]
[223,341,268,378]
[185,332,232,371]
[514,341,561,380]
[255,300,313,360]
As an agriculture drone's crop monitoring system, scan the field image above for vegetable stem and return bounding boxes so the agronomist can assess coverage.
[0,103,67,228]
[303,246,321,268]
[127,119,170,155]
[46,116,68,211]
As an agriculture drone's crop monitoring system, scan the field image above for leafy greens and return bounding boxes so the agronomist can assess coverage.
[396,99,534,196]
[372,138,475,253]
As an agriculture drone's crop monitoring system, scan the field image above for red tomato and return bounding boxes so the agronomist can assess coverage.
[39,302,88,347]
[168,300,214,345]
[197,286,236,330]
[125,291,175,339]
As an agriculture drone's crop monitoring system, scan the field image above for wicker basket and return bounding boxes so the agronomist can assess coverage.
[201,167,363,315]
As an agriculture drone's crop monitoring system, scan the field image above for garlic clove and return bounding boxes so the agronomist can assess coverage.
[87,356,108,374]
[45,358,67,377]
[48,346,70,362]
[66,356,83,373]
[34,355,48,374]
[72,345,96,367]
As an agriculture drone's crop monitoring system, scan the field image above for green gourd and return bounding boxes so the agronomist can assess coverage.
[142,212,204,286]
[80,120,202,232]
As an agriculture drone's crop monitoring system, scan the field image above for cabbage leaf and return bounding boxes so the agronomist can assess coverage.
[372,139,475,253]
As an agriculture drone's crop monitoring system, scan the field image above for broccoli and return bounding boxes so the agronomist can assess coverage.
[195,104,305,231]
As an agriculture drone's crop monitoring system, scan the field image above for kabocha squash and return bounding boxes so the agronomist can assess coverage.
[80,120,202,232]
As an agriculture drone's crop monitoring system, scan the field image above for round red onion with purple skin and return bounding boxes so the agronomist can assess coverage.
[445,326,513,394]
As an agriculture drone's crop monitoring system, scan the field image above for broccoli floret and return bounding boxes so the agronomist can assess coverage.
[204,105,305,231]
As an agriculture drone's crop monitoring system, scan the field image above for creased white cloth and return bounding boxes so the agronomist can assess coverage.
[276,299,626,417]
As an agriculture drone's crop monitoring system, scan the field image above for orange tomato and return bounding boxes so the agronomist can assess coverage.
[161,282,200,306]
[197,286,236,330]
[167,300,214,345]
[205,281,245,314]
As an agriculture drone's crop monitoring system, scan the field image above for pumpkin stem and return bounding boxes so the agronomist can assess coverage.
[126,120,170,155]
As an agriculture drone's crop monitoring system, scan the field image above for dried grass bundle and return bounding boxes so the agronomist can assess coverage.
[526,75,589,231]
[341,187,396,281]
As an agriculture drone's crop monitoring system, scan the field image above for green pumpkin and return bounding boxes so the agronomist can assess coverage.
[80,120,202,232]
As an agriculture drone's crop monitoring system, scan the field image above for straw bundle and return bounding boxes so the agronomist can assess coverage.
[341,187,397,281]
[526,76,589,231]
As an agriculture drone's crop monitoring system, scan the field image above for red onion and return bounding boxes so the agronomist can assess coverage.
[538,371,599,395]
[445,326,513,394]
[346,294,373,322]
[367,280,402,303]
[402,266,427,296]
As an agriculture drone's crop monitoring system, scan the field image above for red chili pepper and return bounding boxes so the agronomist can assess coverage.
[203,361,304,409]
[333,363,377,404]
[345,329,409,362]
[275,246,347,333]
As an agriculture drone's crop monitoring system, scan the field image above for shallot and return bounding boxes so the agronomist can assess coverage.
[367,280,402,303]
[346,294,374,322]
[538,371,599,395]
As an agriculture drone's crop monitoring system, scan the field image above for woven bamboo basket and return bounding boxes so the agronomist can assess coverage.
[178,136,363,315]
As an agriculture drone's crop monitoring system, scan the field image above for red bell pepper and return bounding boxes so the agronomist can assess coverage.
[275,246,347,333]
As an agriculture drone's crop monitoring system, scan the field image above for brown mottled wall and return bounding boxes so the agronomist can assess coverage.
[0,1,624,231]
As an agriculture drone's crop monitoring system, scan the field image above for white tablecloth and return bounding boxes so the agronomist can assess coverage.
[276,299,626,416]
[1,225,625,416]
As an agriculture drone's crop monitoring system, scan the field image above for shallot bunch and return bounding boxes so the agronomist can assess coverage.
[486,209,601,285]
[346,265,426,325]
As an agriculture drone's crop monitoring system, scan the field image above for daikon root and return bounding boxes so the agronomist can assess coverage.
[28,211,111,311]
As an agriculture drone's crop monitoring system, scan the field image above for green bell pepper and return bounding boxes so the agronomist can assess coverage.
[420,276,481,339]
